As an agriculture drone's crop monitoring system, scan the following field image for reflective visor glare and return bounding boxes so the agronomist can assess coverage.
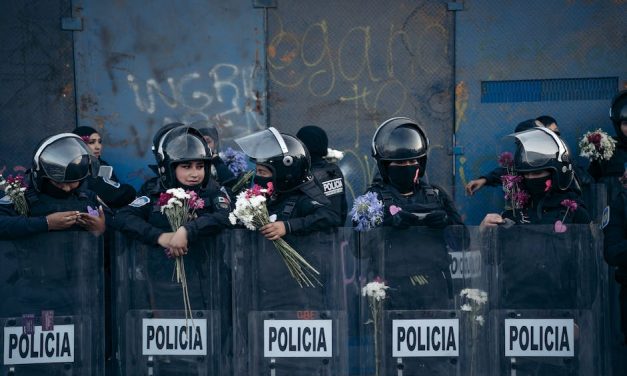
[40,138,90,181]
[235,130,283,160]
[516,132,559,167]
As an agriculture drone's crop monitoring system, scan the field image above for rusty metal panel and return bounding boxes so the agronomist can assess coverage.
[73,0,266,187]
[267,0,456,202]
[0,0,76,175]
[455,0,627,224]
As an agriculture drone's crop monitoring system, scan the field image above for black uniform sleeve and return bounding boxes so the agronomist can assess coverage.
[88,177,137,209]
[604,193,627,267]
[480,166,506,187]
[114,200,164,245]
[438,187,465,226]
[0,203,48,239]
[285,197,341,235]
[183,189,232,241]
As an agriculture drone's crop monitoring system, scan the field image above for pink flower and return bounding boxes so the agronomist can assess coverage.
[501,174,522,190]
[498,152,514,168]
[561,199,578,211]
[157,192,173,207]
[266,182,274,196]
[544,179,552,192]
[80,135,91,143]
[514,190,530,208]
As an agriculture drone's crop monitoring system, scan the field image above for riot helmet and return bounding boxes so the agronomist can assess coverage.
[371,117,429,182]
[189,120,220,152]
[235,127,311,192]
[31,133,96,192]
[511,127,574,191]
[154,126,212,188]
[609,90,627,143]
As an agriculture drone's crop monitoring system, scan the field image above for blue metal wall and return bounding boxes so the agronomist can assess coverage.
[72,0,266,187]
[455,0,627,224]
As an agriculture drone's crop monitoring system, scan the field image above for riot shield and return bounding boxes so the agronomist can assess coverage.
[358,225,488,375]
[0,232,104,375]
[486,224,610,375]
[226,228,357,375]
[113,234,226,375]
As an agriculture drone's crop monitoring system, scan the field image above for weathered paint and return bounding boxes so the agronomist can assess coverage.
[73,0,266,187]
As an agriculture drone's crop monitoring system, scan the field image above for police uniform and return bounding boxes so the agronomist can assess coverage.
[114,179,231,244]
[85,160,136,209]
[311,159,348,224]
[267,179,338,235]
[604,186,627,342]
[0,184,103,239]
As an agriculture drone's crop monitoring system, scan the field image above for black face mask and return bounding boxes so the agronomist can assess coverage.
[387,165,420,193]
[41,180,75,199]
[253,175,274,189]
[523,176,551,198]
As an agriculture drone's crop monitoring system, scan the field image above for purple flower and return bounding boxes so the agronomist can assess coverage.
[561,199,578,212]
[350,192,384,232]
[514,190,530,208]
[87,206,99,217]
[501,174,522,190]
[221,147,250,175]
[498,152,514,168]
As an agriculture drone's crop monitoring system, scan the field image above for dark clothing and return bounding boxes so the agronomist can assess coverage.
[588,139,627,203]
[502,190,591,225]
[0,185,103,239]
[114,179,231,245]
[310,157,348,224]
[212,155,237,186]
[604,188,627,341]
[267,180,341,235]
[85,160,136,209]
[366,181,464,229]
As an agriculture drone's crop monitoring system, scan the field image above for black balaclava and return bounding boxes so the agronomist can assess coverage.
[387,164,420,193]
[296,125,328,162]
[522,175,551,199]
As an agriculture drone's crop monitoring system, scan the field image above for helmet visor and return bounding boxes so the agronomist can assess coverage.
[40,137,92,182]
[235,128,287,160]
[161,128,210,161]
[509,128,564,169]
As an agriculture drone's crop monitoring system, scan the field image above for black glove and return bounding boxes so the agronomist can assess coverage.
[421,210,448,228]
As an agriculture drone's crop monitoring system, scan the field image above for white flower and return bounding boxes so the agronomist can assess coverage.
[324,148,344,162]
[269,214,277,223]
[578,128,617,161]
[475,315,485,326]
[460,288,488,305]
[228,213,238,225]
[362,281,389,301]
[461,304,472,312]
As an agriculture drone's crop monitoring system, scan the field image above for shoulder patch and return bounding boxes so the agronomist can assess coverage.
[322,178,344,196]
[0,195,13,204]
[102,177,121,188]
[600,205,610,229]
[129,196,150,208]
[310,200,323,207]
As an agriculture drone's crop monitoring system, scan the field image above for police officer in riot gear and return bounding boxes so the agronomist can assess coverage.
[189,120,236,186]
[589,89,627,203]
[115,126,231,251]
[366,117,463,228]
[72,126,136,209]
[0,133,106,239]
[297,125,348,224]
[482,127,590,226]
[360,117,463,316]
[235,127,341,239]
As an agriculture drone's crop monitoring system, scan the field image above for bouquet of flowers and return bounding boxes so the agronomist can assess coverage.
[579,128,617,161]
[228,183,321,288]
[0,174,29,216]
[350,192,384,231]
[157,188,205,321]
[219,147,250,175]
[362,277,389,376]
[498,152,529,217]
[323,148,344,163]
